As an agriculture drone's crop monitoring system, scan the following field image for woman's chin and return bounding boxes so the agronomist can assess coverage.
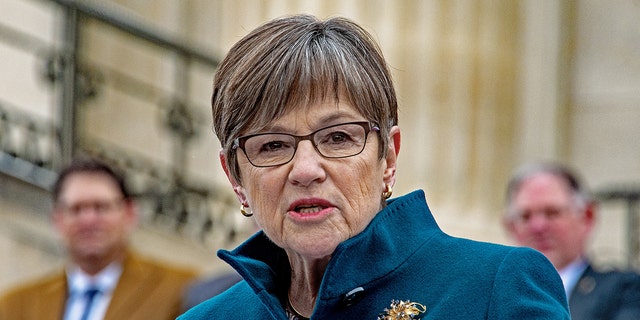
[287,237,341,260]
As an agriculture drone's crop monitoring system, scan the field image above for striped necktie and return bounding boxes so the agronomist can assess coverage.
[79,287,101,320]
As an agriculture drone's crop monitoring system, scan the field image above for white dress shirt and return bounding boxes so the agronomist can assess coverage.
[64,263,123,320]
[558,257,588,296]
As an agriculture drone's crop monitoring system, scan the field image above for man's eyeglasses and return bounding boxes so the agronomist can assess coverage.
[232,121,380,167]
[509,206,574,225]
[56,198,125,216]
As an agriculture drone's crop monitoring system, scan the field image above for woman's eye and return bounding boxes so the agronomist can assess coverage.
[260,140,288,152]
[320,131,352,145]
[330,132,349,143]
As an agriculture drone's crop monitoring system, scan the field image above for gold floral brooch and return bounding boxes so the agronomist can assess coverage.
[377,299,427,320]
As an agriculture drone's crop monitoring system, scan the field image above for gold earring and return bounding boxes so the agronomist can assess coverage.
[382,184,393,199]
[240,204,253,217]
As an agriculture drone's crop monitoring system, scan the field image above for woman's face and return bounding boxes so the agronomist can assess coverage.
[224,99,399,259]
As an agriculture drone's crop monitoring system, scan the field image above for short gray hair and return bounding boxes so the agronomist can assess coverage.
[211,14,398,184]
[505,162,591,218]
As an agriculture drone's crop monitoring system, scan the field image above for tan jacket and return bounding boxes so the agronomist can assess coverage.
[0,252,197,320]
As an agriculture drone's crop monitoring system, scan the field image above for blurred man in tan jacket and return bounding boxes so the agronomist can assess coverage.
[0,157,196,320]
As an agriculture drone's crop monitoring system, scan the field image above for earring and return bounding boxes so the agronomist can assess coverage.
[382,184,393,200]
[240,204,253,217]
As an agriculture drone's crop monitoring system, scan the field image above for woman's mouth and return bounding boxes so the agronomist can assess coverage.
[288,199,334,221]
[295,205,325,214]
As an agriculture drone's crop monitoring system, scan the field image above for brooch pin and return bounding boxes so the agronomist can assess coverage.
[377,299,427,320]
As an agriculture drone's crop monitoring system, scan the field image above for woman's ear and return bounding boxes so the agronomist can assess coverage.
[220,149,247,205]
[383,125,400,186]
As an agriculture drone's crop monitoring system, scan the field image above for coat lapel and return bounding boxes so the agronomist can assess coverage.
[103,254,155,320]
[105,254,165,320]
[33,272,67,319]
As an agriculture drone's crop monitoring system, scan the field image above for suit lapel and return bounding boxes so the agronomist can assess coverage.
[33,272,67,319]
[569,264,598,319]
[570,265,596,298]
[104,253,156,320]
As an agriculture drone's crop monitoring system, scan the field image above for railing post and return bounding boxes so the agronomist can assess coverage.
[596,187,640,269]
[59,4,79,165]
[627,198,640,268]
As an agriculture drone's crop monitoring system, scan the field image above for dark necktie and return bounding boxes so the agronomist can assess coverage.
[79,287,100,320]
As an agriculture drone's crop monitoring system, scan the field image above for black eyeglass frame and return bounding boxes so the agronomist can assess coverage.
[232,121,380,168]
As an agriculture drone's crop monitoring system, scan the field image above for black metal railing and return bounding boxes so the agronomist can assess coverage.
[595,186,640,269]
[0,0,248,248]
[0,101,59,189]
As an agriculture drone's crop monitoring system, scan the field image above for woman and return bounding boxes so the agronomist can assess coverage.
[180,14,569,319]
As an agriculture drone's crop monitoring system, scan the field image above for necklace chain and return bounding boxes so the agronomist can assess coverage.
[287,295,310,320]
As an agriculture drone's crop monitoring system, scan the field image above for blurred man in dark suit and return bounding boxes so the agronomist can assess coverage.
[182,271,242,311]
[504,161,640,320]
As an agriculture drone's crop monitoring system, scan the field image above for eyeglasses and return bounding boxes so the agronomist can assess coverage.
[232,121,380,167]
[510,206,574,225]
[56,198,125,217]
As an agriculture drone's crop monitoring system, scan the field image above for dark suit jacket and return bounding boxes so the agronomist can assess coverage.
[569,263,640,320]
[0,251,196,320]
[182,271,242,311]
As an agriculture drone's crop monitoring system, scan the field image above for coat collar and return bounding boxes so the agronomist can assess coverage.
[218,190,440,300]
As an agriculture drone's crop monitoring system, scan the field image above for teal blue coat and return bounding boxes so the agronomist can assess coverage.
[179,190,569,319]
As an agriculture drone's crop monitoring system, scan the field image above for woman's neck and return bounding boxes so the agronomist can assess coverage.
[287,252,330,317]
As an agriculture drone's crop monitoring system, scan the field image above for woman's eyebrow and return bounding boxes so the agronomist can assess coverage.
[256,112,360,134]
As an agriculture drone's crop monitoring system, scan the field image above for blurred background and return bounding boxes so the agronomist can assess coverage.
[1,0,639,291]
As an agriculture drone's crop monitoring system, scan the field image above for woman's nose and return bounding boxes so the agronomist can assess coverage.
[288,140,326,186]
